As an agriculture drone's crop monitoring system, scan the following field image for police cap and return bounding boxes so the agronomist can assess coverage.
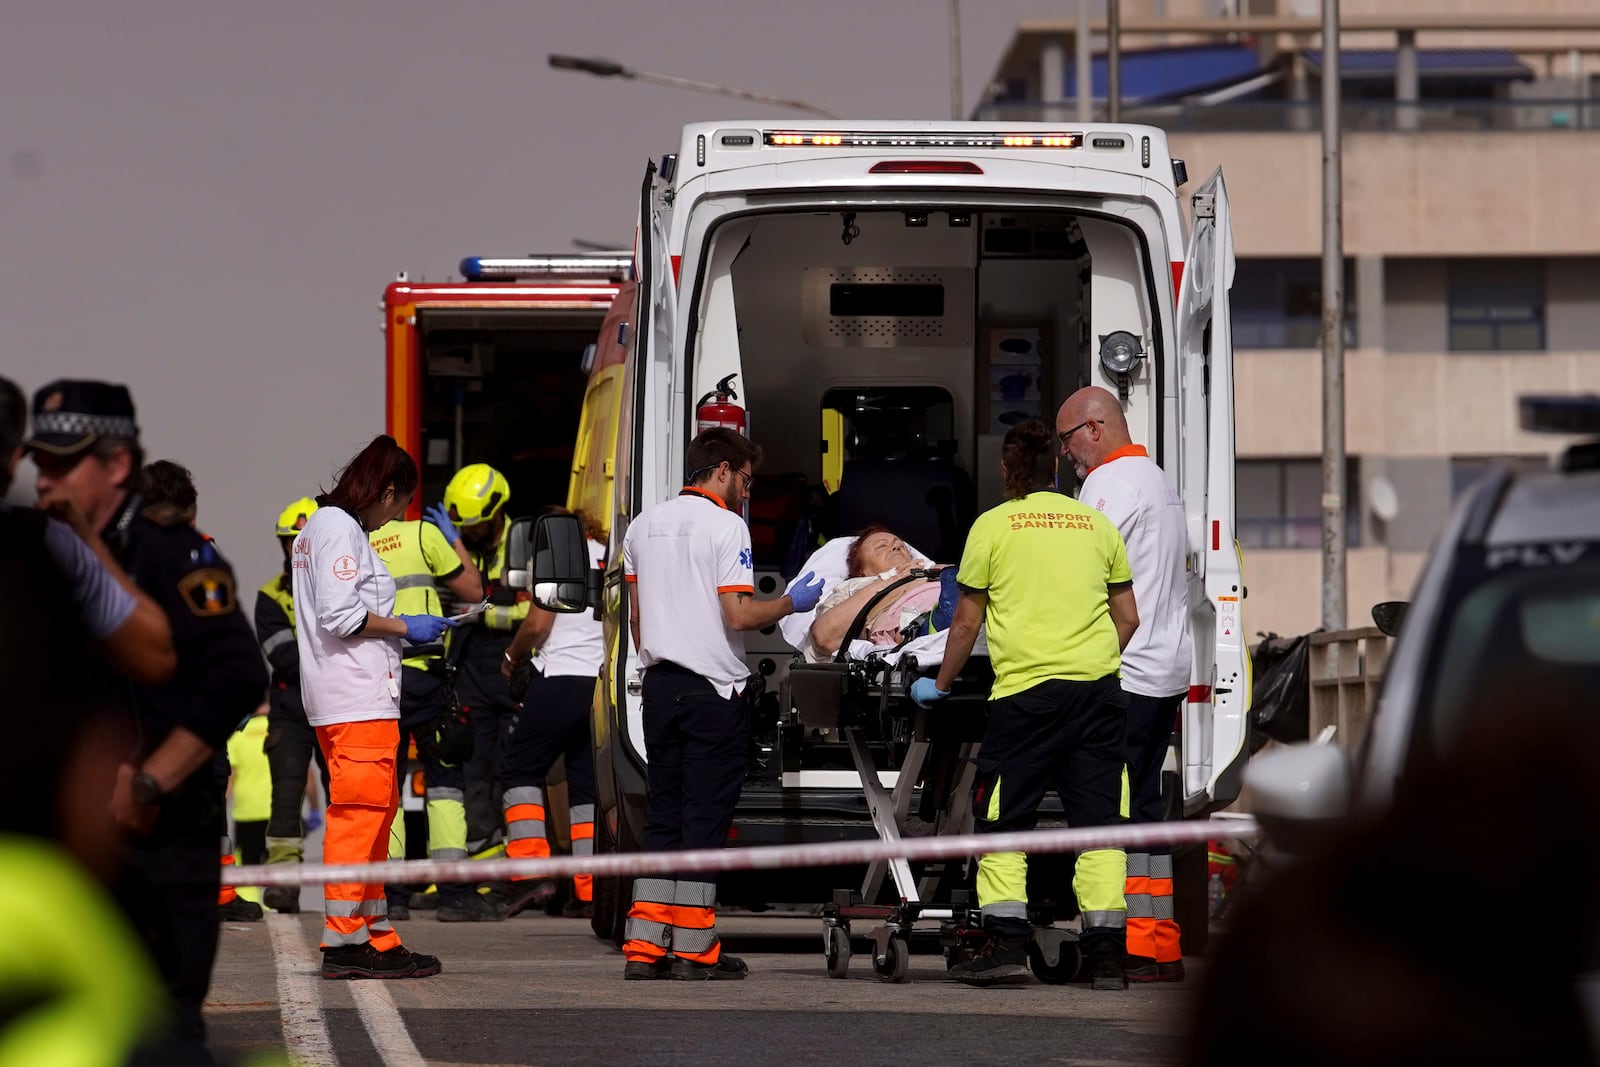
[25,379,140,456]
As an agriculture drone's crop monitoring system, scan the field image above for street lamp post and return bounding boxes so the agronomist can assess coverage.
[548,55,837,118]
[1320,0,1347,631]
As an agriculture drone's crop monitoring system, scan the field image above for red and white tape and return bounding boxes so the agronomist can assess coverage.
[224,817,1257,887]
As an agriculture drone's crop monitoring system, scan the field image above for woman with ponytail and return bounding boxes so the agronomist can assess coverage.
[912,418,1140,990]
[292,434,452,980]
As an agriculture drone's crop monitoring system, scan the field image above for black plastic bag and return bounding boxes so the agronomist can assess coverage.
[1250,631,1314,749]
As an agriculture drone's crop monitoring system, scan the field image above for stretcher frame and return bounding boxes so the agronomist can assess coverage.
[784,576,1084,983]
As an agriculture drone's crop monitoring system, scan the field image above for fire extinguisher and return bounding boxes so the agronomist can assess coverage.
[695,373,746,436]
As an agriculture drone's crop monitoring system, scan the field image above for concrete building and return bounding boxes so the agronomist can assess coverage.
[978,1,1600,639]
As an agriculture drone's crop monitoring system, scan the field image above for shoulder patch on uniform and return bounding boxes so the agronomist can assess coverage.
[177,567,237,617]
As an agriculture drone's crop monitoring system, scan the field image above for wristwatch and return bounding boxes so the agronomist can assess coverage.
[131,771,166,806]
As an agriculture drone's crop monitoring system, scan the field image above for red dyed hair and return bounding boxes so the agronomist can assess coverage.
[845,523,894,578]
[325,435,418,515]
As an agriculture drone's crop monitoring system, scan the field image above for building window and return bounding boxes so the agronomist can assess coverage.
[1237,458,1362,550]
[1447,260,1545,352]
[1450,455,1550,499]
[1232,258,1357,349]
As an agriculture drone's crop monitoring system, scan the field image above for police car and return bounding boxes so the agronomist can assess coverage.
[1247,393,1600,827]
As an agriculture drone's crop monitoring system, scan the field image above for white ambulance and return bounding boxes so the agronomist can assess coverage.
[582,120,1247,941]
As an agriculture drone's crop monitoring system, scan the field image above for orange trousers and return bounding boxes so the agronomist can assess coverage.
[316,720,403,952]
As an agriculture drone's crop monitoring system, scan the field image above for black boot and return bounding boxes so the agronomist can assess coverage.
[1083,934,1128,991]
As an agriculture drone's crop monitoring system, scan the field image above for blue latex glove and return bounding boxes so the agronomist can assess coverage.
[787,571,825,613]
[910,677,951,708]
[424,503,460,544]
[400,614,456,644]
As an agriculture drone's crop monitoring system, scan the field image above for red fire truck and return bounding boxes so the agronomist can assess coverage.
[382,253,632,520]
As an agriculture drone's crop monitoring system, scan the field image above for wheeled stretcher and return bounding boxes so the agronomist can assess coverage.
[782,573,1084,983]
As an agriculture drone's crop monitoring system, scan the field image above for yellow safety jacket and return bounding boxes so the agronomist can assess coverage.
[369,519,464,669]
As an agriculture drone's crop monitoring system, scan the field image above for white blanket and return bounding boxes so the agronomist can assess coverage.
[842,627,988,670]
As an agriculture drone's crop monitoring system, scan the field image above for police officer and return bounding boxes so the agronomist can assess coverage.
[367,485,493,921]
[27,380,268,1046]
[1060,386,1195,983]
[255,497,328,914]
[620,429,823,981]
[440,463,524,860]
[915,418,1139,990]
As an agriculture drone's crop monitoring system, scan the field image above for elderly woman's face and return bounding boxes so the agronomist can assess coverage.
[857,531,915,576]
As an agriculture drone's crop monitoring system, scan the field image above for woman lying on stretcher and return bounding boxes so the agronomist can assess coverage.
[803,524,959,660]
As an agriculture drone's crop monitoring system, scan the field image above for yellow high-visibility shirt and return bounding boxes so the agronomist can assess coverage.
[226,715,272,824]
[956,489,1132,700]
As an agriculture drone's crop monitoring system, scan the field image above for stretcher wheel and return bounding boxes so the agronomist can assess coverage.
[873,936,909,983]
[826,926,851,979]
[1027,938,1081,985]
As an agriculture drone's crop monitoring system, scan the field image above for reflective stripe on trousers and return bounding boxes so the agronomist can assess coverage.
[623,877,720,964]
[1125,850,1180,962]
[318,720,404,951]
[218,835,238,905]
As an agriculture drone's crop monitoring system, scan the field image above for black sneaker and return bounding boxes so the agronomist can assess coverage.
[437,894,507,922]
[263,886,300,914]
[949,936,1031,987]
[220,898,264,923]
[623,958,673,981]
[1125,955,1185,984]
[505,880,558,918]
[670,954,749,981]
[382,945,441,978]
[322,943,418,980]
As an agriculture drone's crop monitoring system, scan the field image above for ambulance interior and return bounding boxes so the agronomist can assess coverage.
[684,206,1162,783]
[692,206,1159,577]
[415,309,603,513]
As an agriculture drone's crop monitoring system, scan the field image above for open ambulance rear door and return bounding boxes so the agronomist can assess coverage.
[1177,169,1251,813]
[596,161,678,862]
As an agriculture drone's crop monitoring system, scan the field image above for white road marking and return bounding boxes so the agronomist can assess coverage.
[266,914,337,1067]
[348,979,425,1067]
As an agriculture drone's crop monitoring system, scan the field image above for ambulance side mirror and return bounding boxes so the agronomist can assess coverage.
[505,514,590,613]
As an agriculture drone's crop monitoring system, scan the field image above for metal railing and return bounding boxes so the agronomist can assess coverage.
[978,97,1600,133]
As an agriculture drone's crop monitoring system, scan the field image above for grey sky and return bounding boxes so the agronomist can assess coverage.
[2,0,1065,586]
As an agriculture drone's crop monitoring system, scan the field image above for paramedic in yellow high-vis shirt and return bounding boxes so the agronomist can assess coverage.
[914,418,1139,990]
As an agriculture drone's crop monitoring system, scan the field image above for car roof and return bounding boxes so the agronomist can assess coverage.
[1485,468,1600,546]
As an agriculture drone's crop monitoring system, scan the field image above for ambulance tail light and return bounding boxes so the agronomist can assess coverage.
[869,161,984,175]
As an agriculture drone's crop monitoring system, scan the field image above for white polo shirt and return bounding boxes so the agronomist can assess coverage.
[533,538,607,679]
[1078,446,1193,699]
[622,488,754,698]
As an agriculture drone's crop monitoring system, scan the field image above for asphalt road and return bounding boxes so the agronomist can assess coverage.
[206,911,1198,1067]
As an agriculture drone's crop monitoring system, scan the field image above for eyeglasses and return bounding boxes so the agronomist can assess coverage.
[731,468,753,490]
[1058,419,1103,448]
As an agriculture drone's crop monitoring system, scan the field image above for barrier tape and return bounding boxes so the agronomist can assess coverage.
[224,817,1257,887]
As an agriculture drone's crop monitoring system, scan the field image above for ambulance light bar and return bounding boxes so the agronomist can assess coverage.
[460,254,632,282]
[763,130,1081,149]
